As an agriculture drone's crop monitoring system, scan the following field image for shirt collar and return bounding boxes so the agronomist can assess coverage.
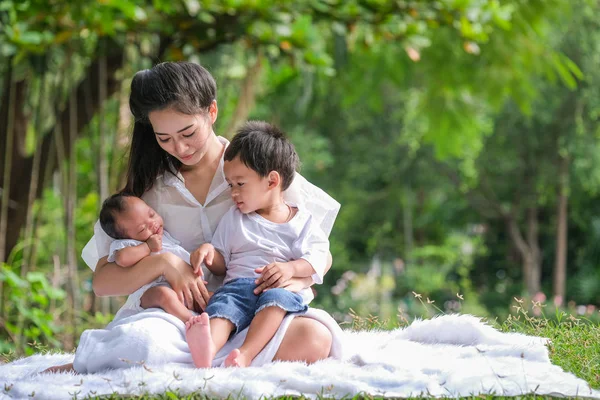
[161,136,231,205]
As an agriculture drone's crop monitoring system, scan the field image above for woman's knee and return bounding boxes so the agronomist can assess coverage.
[275,317,332,364]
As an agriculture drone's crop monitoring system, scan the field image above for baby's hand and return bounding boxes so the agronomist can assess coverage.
[254,262,295,294]
[147,234,163,253]
[190,244,215,276]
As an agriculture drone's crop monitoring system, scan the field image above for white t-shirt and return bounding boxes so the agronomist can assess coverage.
[81,136,341,293]
[214,205,328,285]
[107,230,190,265]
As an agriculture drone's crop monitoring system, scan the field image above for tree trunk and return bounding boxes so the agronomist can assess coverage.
[97,54,109,203]
[553,155,569,305]
[506,208,541,296]
[526,206,541,294]
[402,186,414,263]
[66,89,80,349]
[21,73,48,276]
[223,53,263,139]
[110,77,132,192]
[0,62,15,320]
[0,63,15,265]
[97,54,112,315]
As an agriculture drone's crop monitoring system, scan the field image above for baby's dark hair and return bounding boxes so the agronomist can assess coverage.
[224,121,299,190]
[100,193,134,239]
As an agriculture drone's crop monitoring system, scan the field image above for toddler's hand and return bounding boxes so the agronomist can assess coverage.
[254,262,295,294]
[147,234,162,253]
[190,244,215,276]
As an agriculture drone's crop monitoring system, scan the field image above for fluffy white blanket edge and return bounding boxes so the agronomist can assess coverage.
[1,314,598,399]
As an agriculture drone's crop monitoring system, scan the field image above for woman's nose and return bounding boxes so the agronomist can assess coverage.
[176,140,188,155]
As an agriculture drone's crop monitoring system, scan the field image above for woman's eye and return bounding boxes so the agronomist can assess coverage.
[158,137,170,143]
[183,129,196,138]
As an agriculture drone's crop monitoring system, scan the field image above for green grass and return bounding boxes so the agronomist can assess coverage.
[498,306,600,389]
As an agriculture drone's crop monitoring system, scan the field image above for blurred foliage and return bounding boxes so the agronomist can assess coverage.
[0,263,65,355]
[0,0,580,157]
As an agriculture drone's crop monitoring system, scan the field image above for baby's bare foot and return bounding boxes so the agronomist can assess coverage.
[185,313,215,368]
[224,348,251,367]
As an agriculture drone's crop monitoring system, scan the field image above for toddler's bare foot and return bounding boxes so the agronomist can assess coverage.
[42,363,75,374]
[185,313,215,368]
[224,348,251,367]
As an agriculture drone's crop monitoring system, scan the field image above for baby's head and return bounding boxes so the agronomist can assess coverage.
[100,194,164,241]
[223,121,299,214]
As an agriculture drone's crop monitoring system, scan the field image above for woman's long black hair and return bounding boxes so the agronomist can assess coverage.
[124,62,217,197]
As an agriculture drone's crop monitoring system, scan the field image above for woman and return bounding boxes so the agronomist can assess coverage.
[48,61,342,373]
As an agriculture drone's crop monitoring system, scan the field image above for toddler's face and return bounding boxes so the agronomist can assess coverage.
[116,197,164,242]
[224,156,270,214]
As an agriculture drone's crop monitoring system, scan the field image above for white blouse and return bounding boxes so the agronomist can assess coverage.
[81,136,340,292]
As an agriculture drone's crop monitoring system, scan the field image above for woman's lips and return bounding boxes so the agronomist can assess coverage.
[180,153,194,161]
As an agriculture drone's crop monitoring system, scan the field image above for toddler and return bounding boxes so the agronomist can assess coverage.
[186,121,329,368]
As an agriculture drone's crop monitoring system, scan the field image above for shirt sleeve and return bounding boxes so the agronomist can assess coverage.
[107,239,145,263]
[211,206,234,266]
[81,220,115,271]
[284,172,340,238]
[292,214,330,284]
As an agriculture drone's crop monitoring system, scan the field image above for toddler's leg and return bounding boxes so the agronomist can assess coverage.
[225,306,286,367]
[186,313,234,368]
[140,286,192,322]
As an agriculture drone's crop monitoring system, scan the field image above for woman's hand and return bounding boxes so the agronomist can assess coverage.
[162,252,210,310]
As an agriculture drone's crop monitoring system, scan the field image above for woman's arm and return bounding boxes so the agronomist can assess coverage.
[93,252,211,310]
[93,255,163,296]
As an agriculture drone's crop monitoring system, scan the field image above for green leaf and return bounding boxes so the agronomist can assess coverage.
[552,52,577,90]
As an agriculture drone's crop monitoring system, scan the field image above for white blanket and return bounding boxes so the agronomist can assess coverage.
[1,314,598,399]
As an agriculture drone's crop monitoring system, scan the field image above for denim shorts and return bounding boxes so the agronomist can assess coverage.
[205,277,307,334]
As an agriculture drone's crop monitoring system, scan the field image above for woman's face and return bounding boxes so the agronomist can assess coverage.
[148,101,218,167]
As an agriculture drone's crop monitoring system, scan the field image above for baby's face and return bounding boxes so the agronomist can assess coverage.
[117,197,164,242]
